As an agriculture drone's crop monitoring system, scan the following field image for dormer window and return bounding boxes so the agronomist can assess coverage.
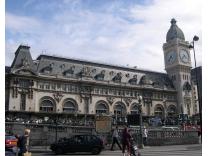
[63,66,75,77]
[60,64,65,70]
[128,75,137,85]
[94,70,105,81]
[50,63,54,67]
[41,66,52,74]
[63,70,74,76]
[112,72,122,83]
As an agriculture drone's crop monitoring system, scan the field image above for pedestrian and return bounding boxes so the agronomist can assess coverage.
[18,129,31,156]
[15,134,20,156]
[121,126,131,156]
[110,126,122,150]
[143,126,148,146]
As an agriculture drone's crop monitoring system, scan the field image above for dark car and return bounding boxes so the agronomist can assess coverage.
[5,151,16,156]
[5,135,18,151]
[50,134,104,155]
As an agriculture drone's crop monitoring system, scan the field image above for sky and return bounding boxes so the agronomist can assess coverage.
[5,0,202,72]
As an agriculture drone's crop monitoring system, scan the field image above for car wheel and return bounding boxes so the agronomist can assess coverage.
[55,148,64,155]
[91,147,101,155]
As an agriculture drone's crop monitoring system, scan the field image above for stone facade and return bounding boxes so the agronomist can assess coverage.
[5,19,199,124]
[163,19,196,116]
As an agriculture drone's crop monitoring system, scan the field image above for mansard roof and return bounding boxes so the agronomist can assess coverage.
[36,54,164,75]
[35,54,175,90]
[5,66,11,74]
[7,45,175,90]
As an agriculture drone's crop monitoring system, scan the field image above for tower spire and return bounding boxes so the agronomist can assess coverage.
[166,18,185,42]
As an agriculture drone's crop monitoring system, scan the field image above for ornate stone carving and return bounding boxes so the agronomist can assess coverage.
[124,98,132,106]
[183,81,192,92]
[101,70,105,75]
[109,71,114,76]
[80,94,91,103]
[80,86,91,93]
[53,92,63,103]
[106,97,115,105]
[139,75,153,85]
[21,57,30,68]
[84,66,91,76]
[92,68,96,73]
[81,66,92,77]
[60,64,65,70]
[12,87,18,98]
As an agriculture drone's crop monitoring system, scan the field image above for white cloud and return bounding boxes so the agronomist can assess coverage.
[6,12,42,34]
[5,0,202,72]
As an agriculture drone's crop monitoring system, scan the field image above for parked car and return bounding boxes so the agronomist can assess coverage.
[50,134,104,155]
[5,135,18,151]
[5,151,16,156]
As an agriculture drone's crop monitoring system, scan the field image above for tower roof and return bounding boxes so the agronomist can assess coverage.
[166,18,185,42]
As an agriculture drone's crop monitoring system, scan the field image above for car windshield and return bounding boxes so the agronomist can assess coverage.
[58,137,68,142]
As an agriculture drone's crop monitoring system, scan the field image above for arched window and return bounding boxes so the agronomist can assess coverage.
[130,104,139,114]
[154,105,164,117]
[96,103,109,114]
[40,99,54,112]
[114,103,126,116]
[63,101,77,113]
[167,105,176,117]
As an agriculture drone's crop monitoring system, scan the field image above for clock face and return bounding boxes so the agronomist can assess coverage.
[180,50,189,63]
[166,51,176,64]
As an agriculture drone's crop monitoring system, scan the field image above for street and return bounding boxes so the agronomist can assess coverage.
[30,144,202,156]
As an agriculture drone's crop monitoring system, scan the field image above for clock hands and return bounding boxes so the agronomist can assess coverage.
[166,51,176,64]
[181,54,188,62]
[168,55,173,62]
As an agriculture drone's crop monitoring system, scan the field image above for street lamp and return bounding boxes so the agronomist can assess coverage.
[138,95,144,149]
[55,115,58,143]
[189,35,201,131]
[75,110,78,125]
[163,98,167,126]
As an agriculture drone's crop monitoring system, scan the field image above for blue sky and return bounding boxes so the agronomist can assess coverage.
[5,0,202,72]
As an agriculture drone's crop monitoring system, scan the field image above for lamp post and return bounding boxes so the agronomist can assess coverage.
[75,110,78,125]
[138,95,144,149]
[189,35,202,138]
[163,98,167,126]
[189,35,201,132]
[55,114,58,143]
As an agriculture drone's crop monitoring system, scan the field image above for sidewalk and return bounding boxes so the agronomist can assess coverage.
[30,146,51,153]
[29,144,202,153]
[140,144,201,152]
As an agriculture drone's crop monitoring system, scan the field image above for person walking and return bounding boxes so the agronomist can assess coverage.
[110,126,122,150]
[18,129,31,156]
[143,126,148,146]
[121,126,131,156]
[15,134,20,156]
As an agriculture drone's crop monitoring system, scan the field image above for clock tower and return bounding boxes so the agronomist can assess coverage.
[163,19,193,116]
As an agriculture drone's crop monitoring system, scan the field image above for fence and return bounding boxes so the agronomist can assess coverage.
[5,122,199,146]
[147,130,199,145]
